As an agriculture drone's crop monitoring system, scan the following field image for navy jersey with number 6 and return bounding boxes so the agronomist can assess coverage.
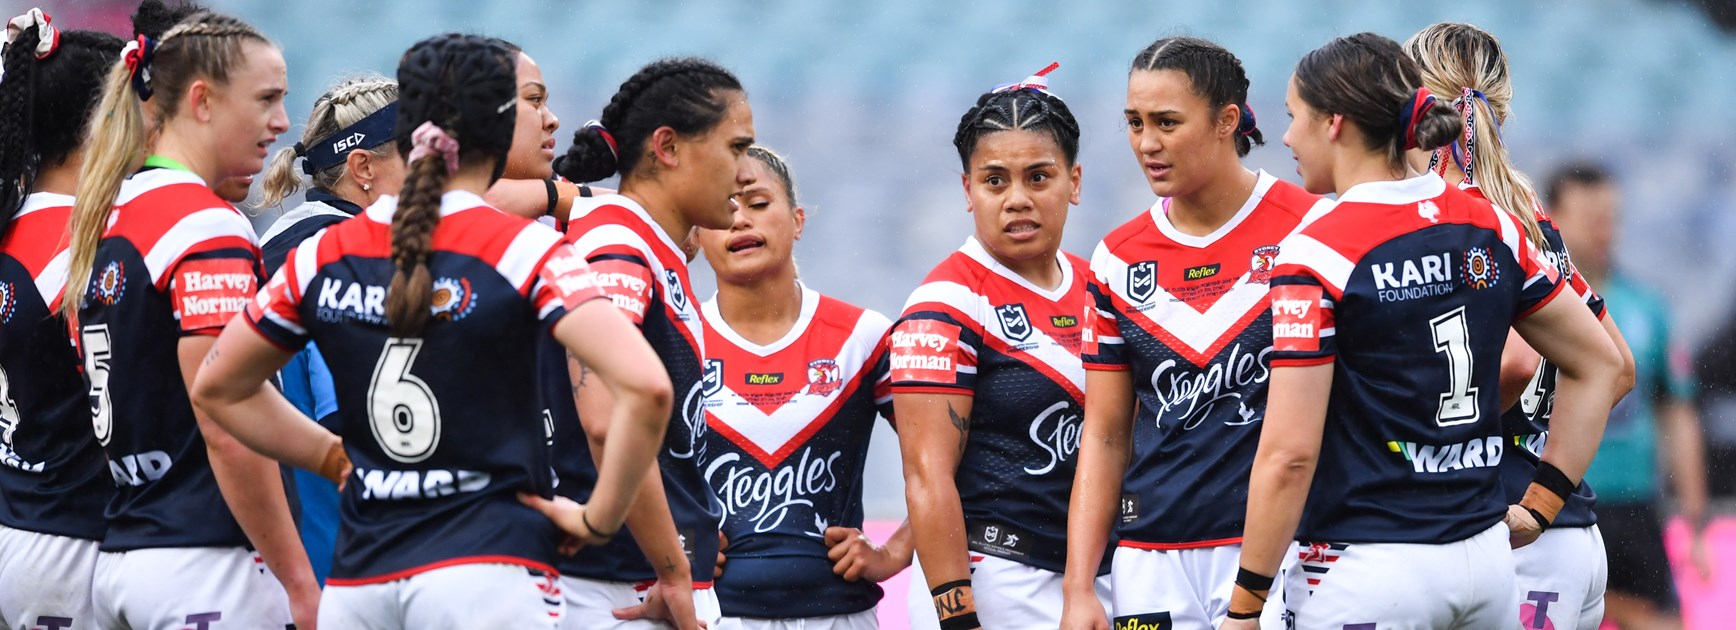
[702,285,892,618]
[1268,174,1563,544]
[76,168,263,551]
[0,193,112,541]
[246,190,607,584]
[890,237,1104,573]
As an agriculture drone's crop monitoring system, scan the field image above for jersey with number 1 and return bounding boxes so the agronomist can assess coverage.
[75,168,262,551]
[0,193,111,541]
[245,190,606,583]
[1084,172,1324,548]
[554,194,721,584]
[1268,174,1564,544]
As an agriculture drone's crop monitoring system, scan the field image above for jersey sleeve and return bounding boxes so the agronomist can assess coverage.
[243,259,311,352]
[576,244,657,328]
[1510,224,1566,322]
[1082,248,1129,370]
[532,242,610,333]
[888,308,978,395]
[1268,264,1337,368]
[170,250,262,337]
[1557,246,1607,320]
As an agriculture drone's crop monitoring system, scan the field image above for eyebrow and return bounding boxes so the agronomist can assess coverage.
[520,81,547,93]
[1126,108,1181,117]
[976,160,1058,172]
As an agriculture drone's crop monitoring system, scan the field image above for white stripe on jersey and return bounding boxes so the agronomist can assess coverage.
[569,217,705,354]
[905,280,1082,395]
[144,207,259,285]
[1090,245,1276,357]
[34,250,69,310]
[17,192,73,218]
[260,306,307,336]
[1273,233,1355,295]
[290,229,325,299]
[1490,201,1523,262]
[114,169,206,207]
[497,223,563,292]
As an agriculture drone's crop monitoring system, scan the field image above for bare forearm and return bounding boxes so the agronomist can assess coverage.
[1063,420,1128,592]
[621,469,693,582]
[205,434,315,592]
[1239,454,1314,577]
[196,385,337,473]
[588,396,669,531]
[1537,368,1615,483]
[884,517,916,564]
[906,475,971,588]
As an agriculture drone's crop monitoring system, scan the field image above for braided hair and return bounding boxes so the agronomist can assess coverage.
[953,78,1081,170]
[555,56,743,183]
[260,74,398,207]
[1131,36,1264,157]
[0,19,123,229]
[384,33,517,337]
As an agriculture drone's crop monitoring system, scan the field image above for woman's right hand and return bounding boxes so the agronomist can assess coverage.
[1059,590,1110,630]
[613,575,706,630]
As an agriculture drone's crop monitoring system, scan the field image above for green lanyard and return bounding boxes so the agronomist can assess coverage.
[142,155,193,172]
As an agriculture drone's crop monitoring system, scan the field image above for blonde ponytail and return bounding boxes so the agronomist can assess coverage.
[258,145,303,208]
[259,74,398,208]
[63,60,148,319]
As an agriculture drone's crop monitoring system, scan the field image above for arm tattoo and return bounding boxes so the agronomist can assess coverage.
[202,347,220,366]
[933,585,972,617]
[946,402,970,454]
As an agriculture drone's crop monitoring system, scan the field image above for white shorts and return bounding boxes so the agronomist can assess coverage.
[560,576,721,630]
[1513,525,1606,630]
[1109,543,1293,629]
[905,554,1111,630]
[319,562,563,629]
[90,546,291,630]
[716,607,877,630]
[0,525,101,629]
[1284,522,1516,630]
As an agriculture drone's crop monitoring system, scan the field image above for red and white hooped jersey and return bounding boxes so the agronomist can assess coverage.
[246,189,607,584]
[701,283,892,618]
[1083,171,1326,548]
[889,236,1096,573]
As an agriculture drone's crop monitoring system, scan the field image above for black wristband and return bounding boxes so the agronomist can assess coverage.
[930,579,972,597]
[1225,610,1261,620]
[579,510,617,541]
[938,613,981,630]
[1533,461,1577,502]
[578,183,594,198]
[543,178,560,216]
[1236,567,1275,592]
[1524,506,1552,532]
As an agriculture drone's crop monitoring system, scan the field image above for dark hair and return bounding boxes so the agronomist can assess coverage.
[555,56,744,183]
[1543,160,1613,208]
[1293,32,1460,168]
[133,0,204,39]
[746,146,797,206]
[953,85,1081,170]
[385,34,517,337]
[0,22,124,228]
[1131,36,1263,157]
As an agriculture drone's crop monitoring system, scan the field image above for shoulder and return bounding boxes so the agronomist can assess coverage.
[1256,175,1324,224]
[816,292,892,338]
[1099,206,1160,254]
[901,251,988,317]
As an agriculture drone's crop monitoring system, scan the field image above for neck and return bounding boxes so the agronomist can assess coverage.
[328,178,375,209]
[715,268,803,345]
[152,129,223,186]
[33,149,84,196]
[621,179,693,249]
[1168,165,1258,237]
[444,166,497,198]
[1333,150,1410,197]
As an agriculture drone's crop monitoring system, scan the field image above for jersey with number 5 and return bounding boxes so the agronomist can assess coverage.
[245,190,607,584]
[1268,174,1563,544]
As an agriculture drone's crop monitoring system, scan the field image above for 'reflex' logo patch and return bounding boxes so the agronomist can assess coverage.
[1113,612,1173,630]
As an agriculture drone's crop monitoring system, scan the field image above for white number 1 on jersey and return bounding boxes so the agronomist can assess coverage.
[1430,307,1480,427]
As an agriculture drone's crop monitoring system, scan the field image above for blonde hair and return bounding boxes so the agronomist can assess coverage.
[259,74,397,208]
[1405,23,1547,249]
[63,11,271,319]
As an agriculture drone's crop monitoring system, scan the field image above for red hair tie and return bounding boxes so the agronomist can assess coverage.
[4,8,58,59]
[584,120,618,161]
[1398,87,1437,151]
[121,34,156,101]
[993,61,1060,94]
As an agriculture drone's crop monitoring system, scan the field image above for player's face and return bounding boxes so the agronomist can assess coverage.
[1551,182,1620,274]
[1126,69,1232,198]
[675,93,756,231]
[502,52,559,180]
[700,159,805,286]
[1282,75,1334,195]
[963,129,1081,267]
[204,41,289,180]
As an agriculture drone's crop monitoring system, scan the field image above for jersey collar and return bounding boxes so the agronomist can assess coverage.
[1148,169,1276,249]
[1337,172,1447,206]
[959,236,1075,303]
[701,281,821,357]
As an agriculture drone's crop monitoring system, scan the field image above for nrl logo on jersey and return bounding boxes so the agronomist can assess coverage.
[663,268,689,314]
[703,359,724,397]
[805,358,843,396]
[430,277,476,322]
[996,303,1032,342]
[1127,261,1157,303]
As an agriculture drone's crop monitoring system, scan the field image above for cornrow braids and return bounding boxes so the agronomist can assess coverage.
[260,74,397,207]
[556,56,743,183]
[1131,36,1264,157]
[952,86,1081,170]
[384,33,516,337]
[0,25,124,228]
[746,146,797,207]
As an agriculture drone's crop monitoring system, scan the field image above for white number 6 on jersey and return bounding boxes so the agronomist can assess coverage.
[368,338,442,463]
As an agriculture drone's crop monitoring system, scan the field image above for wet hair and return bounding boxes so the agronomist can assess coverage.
[0,19,124,229]
[555,56,743,183]
[1292,32,1460,170]
[1406,23,1546,248]
[746,145,797,206]
[259,74,398,207]
[1542,160,1613,209]
[63,4,272,319]
[1131,36,1263,157]
[952,82,1081,170]
[384,33,517,337]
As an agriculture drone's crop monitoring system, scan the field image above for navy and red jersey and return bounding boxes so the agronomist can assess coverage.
[1267,174,1564,544]
[549,194,721,584]
[245,190,606,584]
[74,168,262,551]
[1490,188,1605,529]
[0,193,112,541]
[701,285,892,618]
[1083,172,1325,548]
[889,237,1103,573]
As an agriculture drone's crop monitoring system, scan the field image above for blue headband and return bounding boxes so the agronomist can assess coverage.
[295,101,398,176]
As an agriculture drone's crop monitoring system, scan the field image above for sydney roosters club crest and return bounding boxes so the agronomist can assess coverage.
[93,261,125,305]
[996,303,1032,342]
[805,358,843,396]
[1249,245,1280,285]
[1127,261,1157,303]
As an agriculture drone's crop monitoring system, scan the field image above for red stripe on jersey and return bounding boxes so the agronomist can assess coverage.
[1295,183,1550,288]
[1117,536,1243,550]
[566,201,703,358]
[107,176,258,290]
[323,555,559,587]
[1111,290,1273,367]
[2,202,71,278]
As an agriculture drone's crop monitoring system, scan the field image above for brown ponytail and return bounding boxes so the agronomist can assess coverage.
[384,156,445,337]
